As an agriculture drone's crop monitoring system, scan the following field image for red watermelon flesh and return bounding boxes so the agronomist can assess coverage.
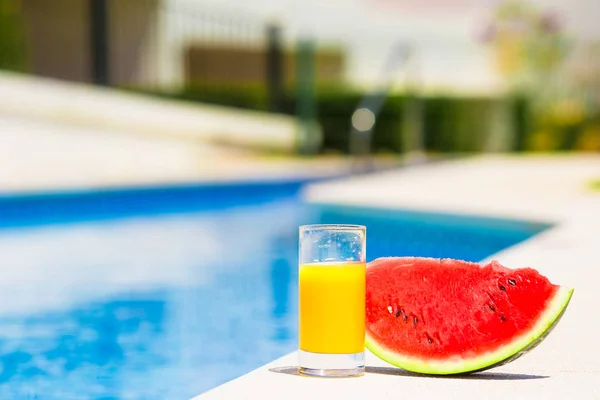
[366,257,573,374]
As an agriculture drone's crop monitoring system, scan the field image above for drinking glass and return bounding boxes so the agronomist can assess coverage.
[298,224,366,377]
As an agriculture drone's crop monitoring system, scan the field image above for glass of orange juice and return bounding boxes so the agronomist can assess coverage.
[298,224,366,378]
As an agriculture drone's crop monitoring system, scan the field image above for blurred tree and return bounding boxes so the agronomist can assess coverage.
[480,0,569,92]
[480,0,599,152]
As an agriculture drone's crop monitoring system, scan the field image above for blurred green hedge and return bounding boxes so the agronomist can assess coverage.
[172,85,599,153]
[153,83,530,154]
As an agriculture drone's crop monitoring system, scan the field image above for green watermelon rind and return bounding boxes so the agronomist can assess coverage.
[366,286,573,375]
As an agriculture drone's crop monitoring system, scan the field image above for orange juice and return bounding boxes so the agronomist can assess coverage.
[299,261,366,354]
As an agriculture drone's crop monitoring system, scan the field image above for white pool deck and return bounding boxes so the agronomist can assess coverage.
[192,155,600,400]
[0,72,379,193]
[0,71,301,153]
[0,114,406,193]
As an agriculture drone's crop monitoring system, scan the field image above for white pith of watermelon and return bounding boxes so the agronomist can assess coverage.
[365,257,574,375]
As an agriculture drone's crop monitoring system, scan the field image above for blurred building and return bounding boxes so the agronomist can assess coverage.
[20,0,160,87]
[15,0,345,91]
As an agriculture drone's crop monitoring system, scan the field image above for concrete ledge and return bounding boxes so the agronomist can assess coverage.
[194,349,599,400]
[302,155,600,223]
[0,71,300,152]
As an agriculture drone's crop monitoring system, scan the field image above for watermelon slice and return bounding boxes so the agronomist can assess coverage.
[366,257,573,375]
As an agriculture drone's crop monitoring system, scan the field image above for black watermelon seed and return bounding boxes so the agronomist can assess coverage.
[413,317,418,326]
[499,285,506,291]
[426,334,434,344]
[403,315,408,322]
[395,310,402,317]
[488,304,495,312]
[508,279,516,286]
[499,315,507,322]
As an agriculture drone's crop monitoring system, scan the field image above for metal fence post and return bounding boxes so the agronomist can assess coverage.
[266,23,283,113]
[295,39,321,154]
[295,39,315,120]
[90,0,109,86]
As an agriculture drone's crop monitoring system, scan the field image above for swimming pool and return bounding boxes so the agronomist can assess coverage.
[0,181,549,399]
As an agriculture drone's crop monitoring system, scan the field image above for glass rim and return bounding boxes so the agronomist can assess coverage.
[299,224,366,232]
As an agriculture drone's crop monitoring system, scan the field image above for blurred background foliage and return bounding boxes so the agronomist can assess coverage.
[149,84,524,154]
[0,0,27,72]
[482,0,600,152]
[0,0,598,154]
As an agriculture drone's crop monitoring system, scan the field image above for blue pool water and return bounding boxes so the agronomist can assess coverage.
[0,182,549,399]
